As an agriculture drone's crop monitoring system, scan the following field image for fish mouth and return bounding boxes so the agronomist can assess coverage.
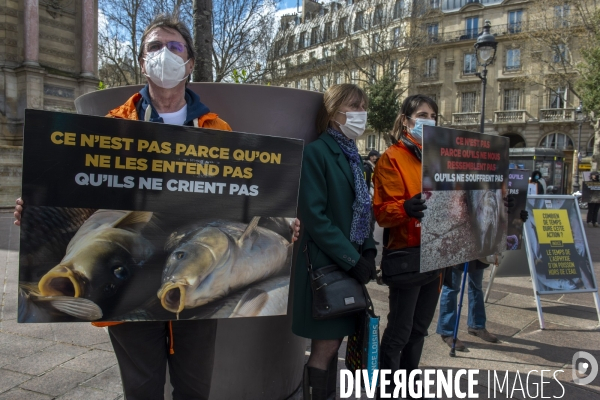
[158,283,186,315]
[38,265,82,298]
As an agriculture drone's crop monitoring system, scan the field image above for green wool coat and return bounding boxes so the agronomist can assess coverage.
[291,132,376,340]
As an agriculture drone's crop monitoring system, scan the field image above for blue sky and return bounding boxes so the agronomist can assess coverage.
[279,0,300,11]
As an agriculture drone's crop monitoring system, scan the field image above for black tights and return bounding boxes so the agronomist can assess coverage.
[307,338,343,370]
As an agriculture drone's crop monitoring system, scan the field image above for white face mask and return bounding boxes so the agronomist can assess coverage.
[337,111,367,139]
[143,47,190,89]
[408,117,436,144]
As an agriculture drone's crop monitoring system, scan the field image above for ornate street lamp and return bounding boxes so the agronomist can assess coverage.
[574,102,586,192]
[474,20,498,134]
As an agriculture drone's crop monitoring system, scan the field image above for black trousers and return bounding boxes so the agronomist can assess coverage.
[587,203,600,223]
[108,320,218,400]
[379,277,440,377]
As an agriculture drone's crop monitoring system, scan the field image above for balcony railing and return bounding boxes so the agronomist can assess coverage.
[539,108,575,123]
[452,112,480,125]
[494,110,528,124]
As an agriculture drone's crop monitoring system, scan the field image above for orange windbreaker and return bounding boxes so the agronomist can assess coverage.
[372,136,422,250]
[105,92,232,131]
[92,92,231,330]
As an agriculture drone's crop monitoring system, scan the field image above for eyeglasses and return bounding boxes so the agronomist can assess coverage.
[145,41,186,54]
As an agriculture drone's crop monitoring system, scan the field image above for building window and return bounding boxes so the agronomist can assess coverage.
[322,47,329,58]
[424,57,437,78]
[503,89,520,110]
[367,134,376,150]
[299,32,306,49]
[372,33,380,52]
[310,27,319,46]
[506,48,521,70]
[461,92,477,112]
[309,51,316,61]
[295,81,299,89]
[287,35,295,53]
[465,17,478,39]
[351,69,359,84]
[373,5,384,26]
[390,59,398,79]
[354,11,364,31]
[393,0,404,19]
[508,10,523,33]
[334,72,342,84]
[352,39,360,57]
[430,0,440,9]
[555,5,570,27]
[464,53,477,74]
[539,133,573,150]
[309,77,315,91]
[553,43,567,63]
[392,27,401,46]
[427,23,439,43]
[338,17,348,36]
[324,22,332,41]
[370,64,378,83]
[296,55,303,65]
[549,87,567,108]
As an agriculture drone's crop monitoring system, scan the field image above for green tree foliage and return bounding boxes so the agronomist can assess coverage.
[577,23,600,115]
[576,10,600,168]
[367,75,399,137]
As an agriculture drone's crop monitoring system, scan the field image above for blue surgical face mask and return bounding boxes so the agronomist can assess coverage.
[408,117,436,143]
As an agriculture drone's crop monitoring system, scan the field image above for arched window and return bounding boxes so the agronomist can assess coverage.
[501,133,526,148]
[587,136,594,156]
[539,133,573,150]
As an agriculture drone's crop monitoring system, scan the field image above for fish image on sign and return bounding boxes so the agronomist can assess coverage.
[420,126,509,272]
[524,197,597,293]
[18,110,303,323]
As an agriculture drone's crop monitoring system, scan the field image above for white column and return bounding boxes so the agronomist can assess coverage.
[81,0,96,77]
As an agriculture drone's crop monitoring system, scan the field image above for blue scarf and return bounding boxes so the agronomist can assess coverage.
[327,128,371,245]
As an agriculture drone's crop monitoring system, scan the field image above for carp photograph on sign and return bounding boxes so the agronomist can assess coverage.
[18,110,303,323]
[524,196,597,293]
[420,126,509,272]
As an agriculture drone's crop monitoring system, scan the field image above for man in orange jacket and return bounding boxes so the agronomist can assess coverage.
[16,14,229,400]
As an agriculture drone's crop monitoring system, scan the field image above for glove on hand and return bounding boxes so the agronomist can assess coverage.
[520,209,528,222]
[404,193,427,219]
[505,195,516,213]
[348,257,374,285]
[362,249,377,280]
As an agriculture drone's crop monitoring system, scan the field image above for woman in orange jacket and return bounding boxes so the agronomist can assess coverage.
[372,94,443,388]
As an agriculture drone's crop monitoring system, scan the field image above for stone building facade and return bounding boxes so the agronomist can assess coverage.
[269,0,596,190]
[0,0,99,146]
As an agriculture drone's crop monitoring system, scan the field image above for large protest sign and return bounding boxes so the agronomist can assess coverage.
[506,169,529,250]
[420,126,509,272]
[581,180,600,203]
[523,196,597,293]
[19,109,303,323]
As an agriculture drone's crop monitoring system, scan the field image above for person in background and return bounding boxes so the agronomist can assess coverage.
[364,149,380,243]
[292,83,377,400]
[437,207,529,351]
[530,170,545,194]
[15,13,300,400]
[586,171,600,227]
[372,94,443,393]
[364,149,379,192]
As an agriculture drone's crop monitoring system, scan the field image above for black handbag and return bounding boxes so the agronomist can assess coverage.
[304,244,367,320]
[380,246,440,288]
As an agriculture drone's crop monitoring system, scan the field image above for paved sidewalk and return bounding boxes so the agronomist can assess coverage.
[2,208,600,399]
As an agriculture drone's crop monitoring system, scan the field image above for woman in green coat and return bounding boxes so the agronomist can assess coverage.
[292,84,377,399]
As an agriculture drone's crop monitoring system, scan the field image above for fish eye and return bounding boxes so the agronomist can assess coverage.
[112,265,130,280]
[104,283,117,296]
[174,251,185,260]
